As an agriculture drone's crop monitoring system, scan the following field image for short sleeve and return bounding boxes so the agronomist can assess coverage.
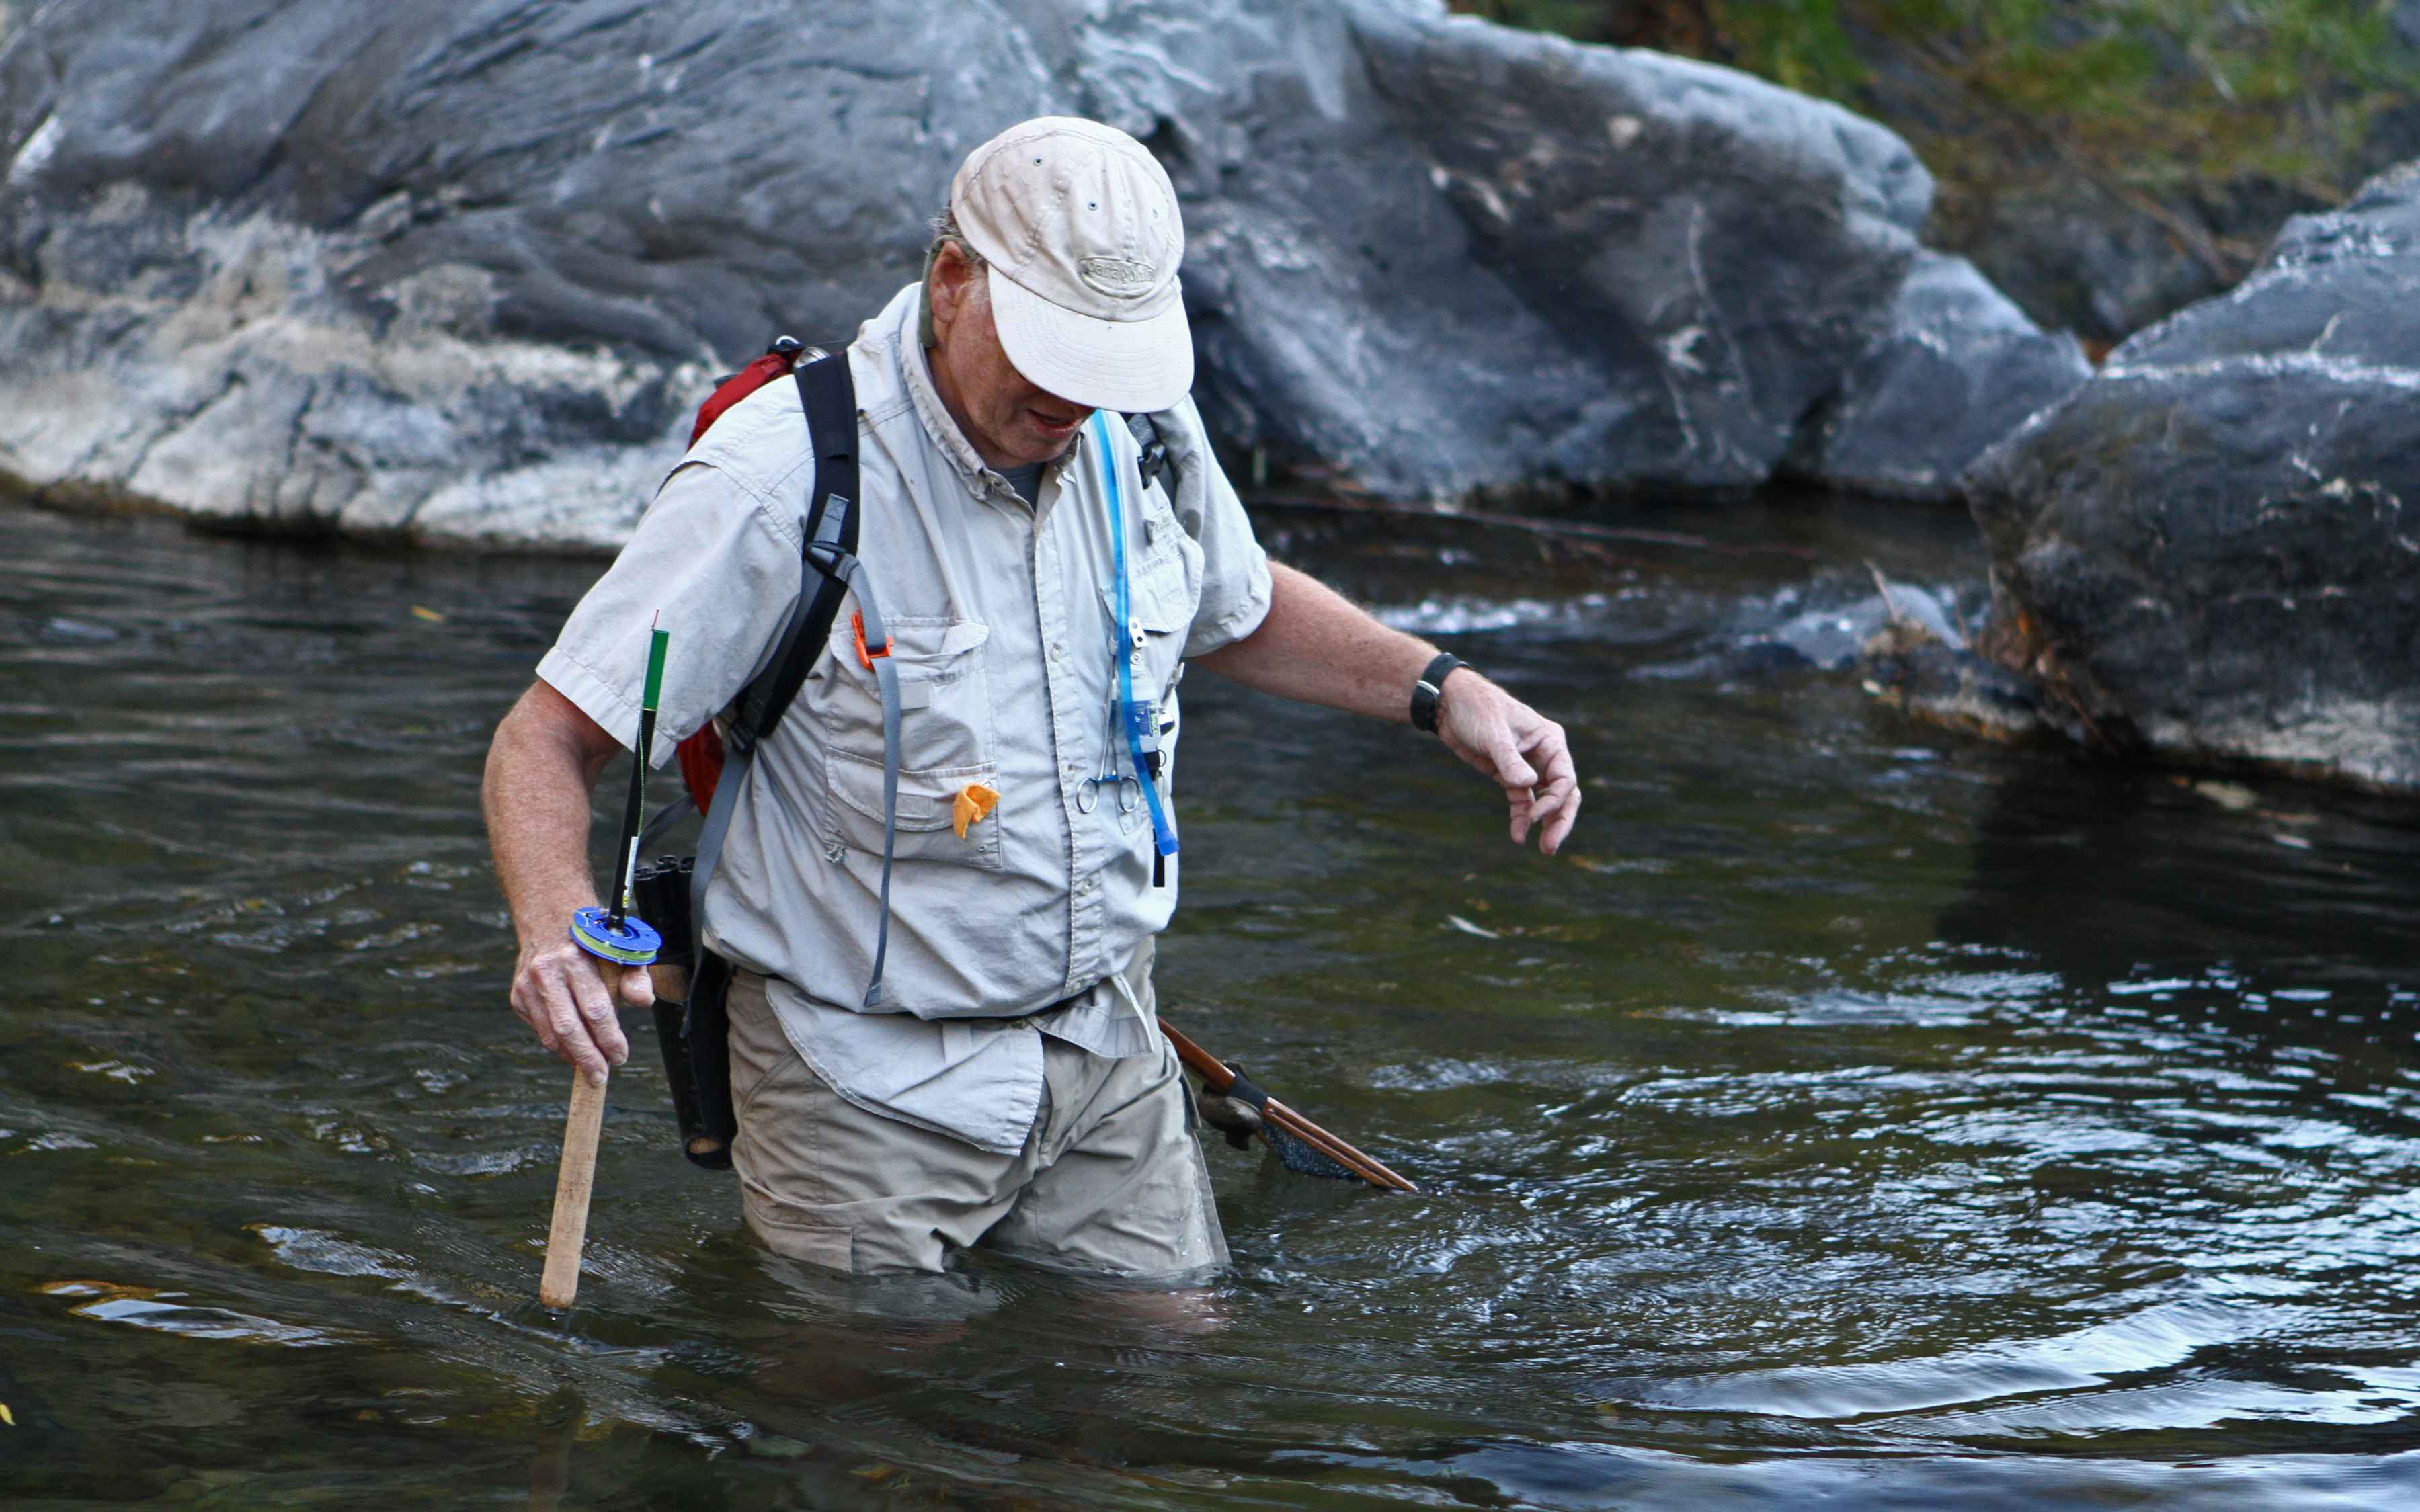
[536,461,805,767]
[1153,395,1273,657]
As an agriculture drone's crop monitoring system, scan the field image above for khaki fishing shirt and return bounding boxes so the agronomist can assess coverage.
[538,282,1273,1154]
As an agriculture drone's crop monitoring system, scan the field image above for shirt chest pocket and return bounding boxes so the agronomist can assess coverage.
[821,616,1001,870]
[1098,529,1202,706]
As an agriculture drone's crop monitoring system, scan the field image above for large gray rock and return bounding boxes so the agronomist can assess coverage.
[0,0,2078,545]
[1157,3,1935,495]
[1965,161,2420,791]
[1787,249,2090,498]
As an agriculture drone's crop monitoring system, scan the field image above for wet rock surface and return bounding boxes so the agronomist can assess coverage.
[0,0,2078,544]
[1643,575,1966,681]
[1635,564,2056,746]
[1965,161,2420,791]
[1861,635,2056,746]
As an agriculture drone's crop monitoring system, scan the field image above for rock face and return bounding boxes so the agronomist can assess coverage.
[1966,162,2420,792]
[0,0,2081,546]
[1787,251,2089,499]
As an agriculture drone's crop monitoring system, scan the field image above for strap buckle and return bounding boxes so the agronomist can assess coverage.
[852,608,890,670]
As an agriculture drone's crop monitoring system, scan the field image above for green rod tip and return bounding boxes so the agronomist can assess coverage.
[641,626,670,710]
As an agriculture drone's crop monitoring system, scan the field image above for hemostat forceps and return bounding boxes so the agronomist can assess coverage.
[1074,697,1142,816]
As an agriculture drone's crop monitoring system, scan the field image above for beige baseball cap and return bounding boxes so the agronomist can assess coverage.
[950,117,1192,414]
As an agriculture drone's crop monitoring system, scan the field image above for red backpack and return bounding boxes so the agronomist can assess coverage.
[637,334,862,1169]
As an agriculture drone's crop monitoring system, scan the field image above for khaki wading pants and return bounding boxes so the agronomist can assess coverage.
[724,966,1229,1279]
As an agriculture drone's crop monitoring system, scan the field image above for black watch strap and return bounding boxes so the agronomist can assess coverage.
[1410,653,1467,734]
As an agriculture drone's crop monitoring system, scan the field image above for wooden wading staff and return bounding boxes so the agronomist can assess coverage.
[540,617,671,1310]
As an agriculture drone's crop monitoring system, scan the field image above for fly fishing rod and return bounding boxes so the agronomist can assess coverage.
[540,616,669,1310]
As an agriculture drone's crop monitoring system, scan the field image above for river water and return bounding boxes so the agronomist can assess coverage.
[5,489,2419,1509]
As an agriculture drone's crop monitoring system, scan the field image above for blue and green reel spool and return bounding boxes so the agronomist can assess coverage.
[569,905,662,966]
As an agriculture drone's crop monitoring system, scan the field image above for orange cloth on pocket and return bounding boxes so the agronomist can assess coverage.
[952,782,1000,839]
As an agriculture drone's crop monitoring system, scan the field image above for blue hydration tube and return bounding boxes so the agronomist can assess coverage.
[1093,411,1180,868]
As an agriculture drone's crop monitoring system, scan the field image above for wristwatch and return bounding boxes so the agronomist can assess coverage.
[1410,653,1467,734]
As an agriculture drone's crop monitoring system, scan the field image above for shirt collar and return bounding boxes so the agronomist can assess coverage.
[888,284,1087,511]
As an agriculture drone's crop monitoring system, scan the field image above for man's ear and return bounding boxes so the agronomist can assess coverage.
[926,241,976,346]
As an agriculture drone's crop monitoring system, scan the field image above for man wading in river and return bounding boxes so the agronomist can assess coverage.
[483,118,1581,1279]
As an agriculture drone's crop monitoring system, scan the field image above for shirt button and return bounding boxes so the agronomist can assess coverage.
[825,843,844,862]
[1049,641,1065,661]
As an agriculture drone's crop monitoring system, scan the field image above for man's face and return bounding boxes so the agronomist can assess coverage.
[926,243,1094,470]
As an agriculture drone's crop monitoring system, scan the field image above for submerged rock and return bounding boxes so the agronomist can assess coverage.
[1642,573,1968,679]
[1862,635,2055,745]
[0,0,2079,544]
[1965,161,2420,791]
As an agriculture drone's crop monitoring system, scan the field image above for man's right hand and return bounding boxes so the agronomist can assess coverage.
[510,933,654,1085]
[487,680,664,1087]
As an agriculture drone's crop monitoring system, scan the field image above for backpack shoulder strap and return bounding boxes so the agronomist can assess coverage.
[724,349,858,758]
[692,343,901,1007]
[673,343,875,1162]
[1123,411,1181,497]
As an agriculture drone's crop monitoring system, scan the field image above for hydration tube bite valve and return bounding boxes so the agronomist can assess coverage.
[571,617,670,971]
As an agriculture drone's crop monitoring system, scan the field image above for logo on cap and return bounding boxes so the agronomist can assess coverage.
[1078,255,1157,297]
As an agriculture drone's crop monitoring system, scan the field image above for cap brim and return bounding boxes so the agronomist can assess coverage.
[987,264,1193,415]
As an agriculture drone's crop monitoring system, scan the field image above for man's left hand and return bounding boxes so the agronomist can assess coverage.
[1434,672,1582,855]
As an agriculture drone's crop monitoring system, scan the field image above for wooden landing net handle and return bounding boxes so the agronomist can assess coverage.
[1158,1018,1418,1193]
